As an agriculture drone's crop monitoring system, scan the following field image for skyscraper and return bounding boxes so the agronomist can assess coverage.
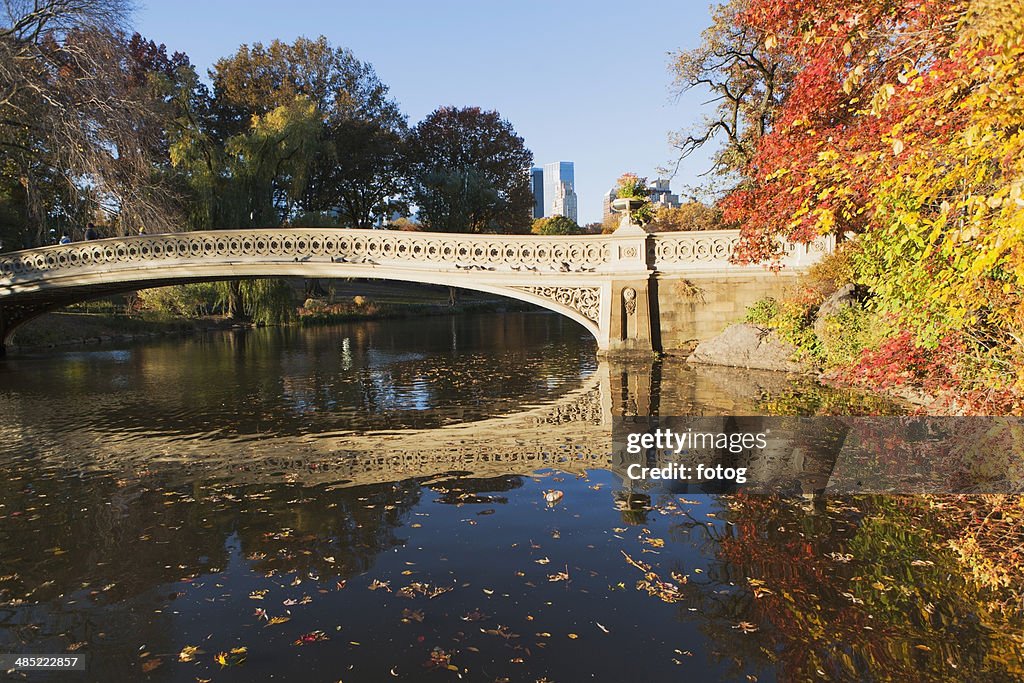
[649,178,680,209]
[541,161,578,223]
[530,167,544,219]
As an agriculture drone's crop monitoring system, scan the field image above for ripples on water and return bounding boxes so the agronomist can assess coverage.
[0,312,1021,681]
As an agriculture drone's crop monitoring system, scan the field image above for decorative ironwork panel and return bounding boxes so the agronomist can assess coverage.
[514,286,602,323]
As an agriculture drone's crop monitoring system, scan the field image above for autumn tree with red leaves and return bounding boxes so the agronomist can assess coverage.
[681,0,1024,407]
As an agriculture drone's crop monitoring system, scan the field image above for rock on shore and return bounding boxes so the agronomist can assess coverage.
[688,323,809,373]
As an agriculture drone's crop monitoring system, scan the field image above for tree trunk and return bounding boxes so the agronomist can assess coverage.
[226,281,249,322]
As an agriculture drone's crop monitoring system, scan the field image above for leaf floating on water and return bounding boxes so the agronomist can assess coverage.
[548,569,570,583]
[732,621,759,634]
[535,557,551,565]
[596,622,610,633]
[543,490,564,504]
[368,579,391,592]
[401,608,425,623]
[265,616,291,627]
[827,552,854,563]
[481,625,519,640]
[461,609,489,622]
[396,582,452,599]
[215,647,247,667]
[424,647,458,672]
[567,633,579,639]
[840,591,865,605]
[248,590,268,600]
[177,645,201,662]
[140,658,162,673]
[747,578,773,598]
[293,630,329,646]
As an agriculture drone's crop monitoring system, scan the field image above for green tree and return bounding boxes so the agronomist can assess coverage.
[210,36,407,228]
[405,107,533,233]
[531,215,581,235]
[169,93,320,320]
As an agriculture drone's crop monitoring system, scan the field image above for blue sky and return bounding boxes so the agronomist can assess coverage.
[135,0,717,224]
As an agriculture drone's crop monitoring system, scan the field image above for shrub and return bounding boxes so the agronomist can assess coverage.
[743,291,821,361]
[818,303,889,369]
[771,296,821,359]
[137,283,220,317]
[745,297,779,326]
[804,240,861,297]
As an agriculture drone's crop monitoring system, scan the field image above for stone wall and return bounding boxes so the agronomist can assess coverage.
[654,271,803,352]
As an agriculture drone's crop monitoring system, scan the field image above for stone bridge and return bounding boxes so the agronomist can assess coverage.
[0,226,832,354]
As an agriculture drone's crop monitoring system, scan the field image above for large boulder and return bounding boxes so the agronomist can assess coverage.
[688,323,809,373]
[813,283,857,341]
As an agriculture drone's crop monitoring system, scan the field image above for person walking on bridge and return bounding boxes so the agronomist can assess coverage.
[84,223,99,240]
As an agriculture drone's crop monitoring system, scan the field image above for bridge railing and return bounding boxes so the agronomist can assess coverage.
[0,229,619,280]
[0,227,834,286]
[649,230,835,273]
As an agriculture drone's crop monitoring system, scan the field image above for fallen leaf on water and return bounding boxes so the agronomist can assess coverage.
[140,658,162,673]
[482,625,520,640]
[401,608,425,623]
[293,631,329,646]
[732,622,759,634]
[177,645,201,662]
[548,570,570,583]
[214,647,247,667]
[567,633,579,639]
[596,622,610,633]
[265,616,291,627]
[424,647,458,672]
[543,490,564,504]
[248,590,268,600]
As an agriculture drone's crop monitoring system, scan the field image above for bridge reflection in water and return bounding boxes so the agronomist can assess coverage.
[3,353,984,495]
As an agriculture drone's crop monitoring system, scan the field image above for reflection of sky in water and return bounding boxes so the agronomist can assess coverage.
[365,349,428,366]
[59,349,133,363]
[341,337,352,370]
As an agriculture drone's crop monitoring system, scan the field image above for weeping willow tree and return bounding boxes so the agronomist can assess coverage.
[170,86,322,322]
[215,279,296,325]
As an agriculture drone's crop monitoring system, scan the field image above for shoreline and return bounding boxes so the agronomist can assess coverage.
[6,300,535,353]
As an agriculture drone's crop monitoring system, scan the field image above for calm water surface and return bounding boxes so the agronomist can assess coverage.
[0,312,1021,682]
